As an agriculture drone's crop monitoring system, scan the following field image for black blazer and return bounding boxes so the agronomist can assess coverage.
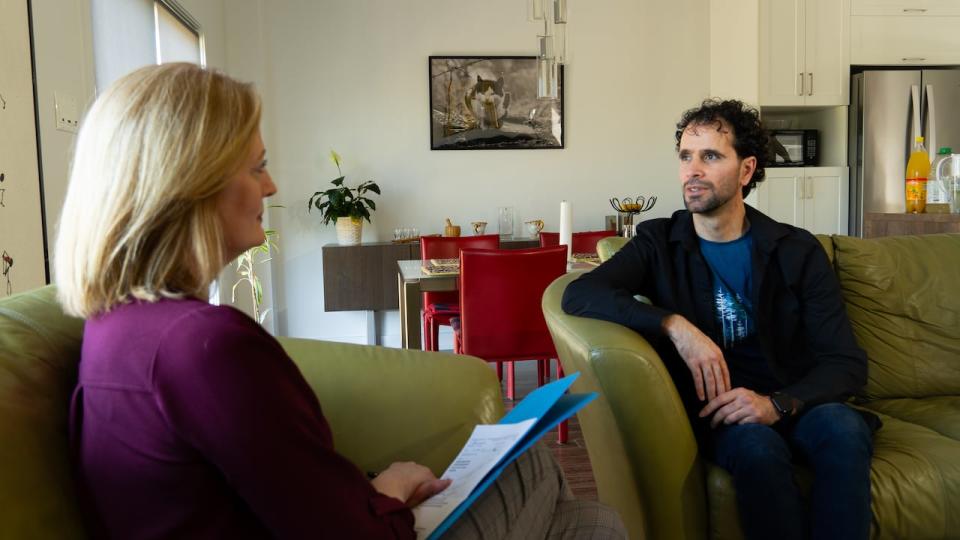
[562,205,868,415]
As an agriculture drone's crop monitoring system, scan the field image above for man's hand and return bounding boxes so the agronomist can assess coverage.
[371,461,452,507]
[700,387,780,428]
[663,314,731,401]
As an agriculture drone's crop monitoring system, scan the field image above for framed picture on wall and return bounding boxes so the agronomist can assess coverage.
[429,56,564,150]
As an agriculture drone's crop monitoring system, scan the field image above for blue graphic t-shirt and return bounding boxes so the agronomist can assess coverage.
[699,231,780,393]
[699,232,755,349]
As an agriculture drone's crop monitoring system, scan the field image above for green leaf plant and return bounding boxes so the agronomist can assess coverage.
[307,149,381,224]
[232,207,282,325]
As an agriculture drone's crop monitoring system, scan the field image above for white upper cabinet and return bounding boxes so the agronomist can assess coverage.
[805,0,849,105]
[852,0,960,16]
[851,15,960,65]
[761,0,805,106]
[851,0,960,65]
[760,0,850,107]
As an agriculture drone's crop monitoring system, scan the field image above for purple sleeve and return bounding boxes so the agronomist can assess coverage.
[151,306,415,539]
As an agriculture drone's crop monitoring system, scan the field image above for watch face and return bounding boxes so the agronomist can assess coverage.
[772,394,790,416]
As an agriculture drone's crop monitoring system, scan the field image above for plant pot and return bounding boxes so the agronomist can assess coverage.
[335,217,363,246]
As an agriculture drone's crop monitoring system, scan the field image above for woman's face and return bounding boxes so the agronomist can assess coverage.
[217,130,277,262]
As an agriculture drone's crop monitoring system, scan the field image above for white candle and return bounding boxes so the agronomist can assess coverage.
[559,200,572,261]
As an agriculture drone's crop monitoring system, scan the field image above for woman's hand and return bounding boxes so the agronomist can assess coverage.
[371,462,452,507]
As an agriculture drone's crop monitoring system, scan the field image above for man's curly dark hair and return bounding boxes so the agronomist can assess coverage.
[674,99,768,198]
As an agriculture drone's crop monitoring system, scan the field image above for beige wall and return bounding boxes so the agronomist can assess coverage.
[709,0,759,104]
[29,0,96,282]
[250,0,712,343]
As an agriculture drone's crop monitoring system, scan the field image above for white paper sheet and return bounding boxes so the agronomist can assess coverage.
[412,418,537,539]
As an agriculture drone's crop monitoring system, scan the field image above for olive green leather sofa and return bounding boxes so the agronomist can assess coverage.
[0,285,503,539]
[543,233,960,540]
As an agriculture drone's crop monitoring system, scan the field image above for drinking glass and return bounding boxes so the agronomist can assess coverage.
[498,207,515,237]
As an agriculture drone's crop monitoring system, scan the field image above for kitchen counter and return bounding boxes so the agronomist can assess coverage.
[864,213,960,238]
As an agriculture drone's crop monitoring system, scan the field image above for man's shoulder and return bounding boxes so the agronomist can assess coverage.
[634,209,690,240]
[747,206,823,249]
[746,207,834,277]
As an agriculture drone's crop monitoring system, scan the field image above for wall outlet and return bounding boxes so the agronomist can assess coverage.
[54,91,79,133]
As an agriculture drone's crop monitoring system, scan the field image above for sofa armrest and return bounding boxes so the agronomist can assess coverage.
[278,337,504,475]
[543,273,707,540]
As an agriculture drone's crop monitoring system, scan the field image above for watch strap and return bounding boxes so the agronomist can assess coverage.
[771,392,802,418]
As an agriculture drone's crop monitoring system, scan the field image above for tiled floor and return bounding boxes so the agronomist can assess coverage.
[499,360,599,501]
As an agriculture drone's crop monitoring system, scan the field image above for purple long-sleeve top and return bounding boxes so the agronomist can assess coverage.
[70,297,415,539]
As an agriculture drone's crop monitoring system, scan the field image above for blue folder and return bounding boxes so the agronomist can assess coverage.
[427,372,597,539]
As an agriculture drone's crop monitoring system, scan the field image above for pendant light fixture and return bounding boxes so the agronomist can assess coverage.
[530,0,567,100]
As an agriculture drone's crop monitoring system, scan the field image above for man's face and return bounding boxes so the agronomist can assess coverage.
[677,121,754,215]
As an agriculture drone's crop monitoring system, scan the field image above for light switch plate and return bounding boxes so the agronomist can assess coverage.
[54,91,79,133]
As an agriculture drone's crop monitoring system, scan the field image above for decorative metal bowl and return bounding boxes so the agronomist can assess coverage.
[610,196,657,214]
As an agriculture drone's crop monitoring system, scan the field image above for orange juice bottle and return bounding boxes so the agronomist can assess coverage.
[905,136,930,213]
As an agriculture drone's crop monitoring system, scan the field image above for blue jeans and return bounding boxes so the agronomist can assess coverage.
[711,403,873,540]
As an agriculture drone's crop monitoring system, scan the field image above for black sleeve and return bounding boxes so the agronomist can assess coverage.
[781,236,868,407]
[561,233,674,336]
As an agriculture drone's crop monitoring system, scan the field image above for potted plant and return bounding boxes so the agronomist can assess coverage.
[308,150,380,246]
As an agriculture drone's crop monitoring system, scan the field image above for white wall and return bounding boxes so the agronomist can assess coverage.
[248,0,712,344]
[32,0,714,345]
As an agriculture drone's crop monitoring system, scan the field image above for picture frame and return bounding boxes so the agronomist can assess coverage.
[429,55,564,150]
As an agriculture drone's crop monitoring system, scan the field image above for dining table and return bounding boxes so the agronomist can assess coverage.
[396,258,597,350]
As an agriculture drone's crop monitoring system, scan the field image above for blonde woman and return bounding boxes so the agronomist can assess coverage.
[57,63,623,539]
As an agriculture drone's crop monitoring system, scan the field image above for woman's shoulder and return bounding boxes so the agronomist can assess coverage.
[99,297,256,331]
[93,298,279,363]
[140,299,289,387]
[149,299,274,351]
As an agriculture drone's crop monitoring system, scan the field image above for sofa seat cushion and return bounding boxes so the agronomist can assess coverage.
[832,234,960,399]
[863,396,960,441]
[704,412,960,540]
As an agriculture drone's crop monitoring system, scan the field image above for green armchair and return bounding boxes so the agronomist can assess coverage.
[0,286,503,538]
[543,233,960,540]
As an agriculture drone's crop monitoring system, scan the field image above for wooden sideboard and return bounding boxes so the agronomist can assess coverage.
[322,242,416,311]
[863,213,960,238]
[321,236,542,312]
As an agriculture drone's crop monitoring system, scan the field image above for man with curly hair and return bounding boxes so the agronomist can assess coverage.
[562,99,876,539]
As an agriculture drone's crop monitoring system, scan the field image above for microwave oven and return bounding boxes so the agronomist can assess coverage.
[767,129,819,167]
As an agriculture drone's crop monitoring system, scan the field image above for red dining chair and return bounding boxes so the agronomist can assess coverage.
[451,245,570,442]
[420,234,499,352]
[540,230,617,253]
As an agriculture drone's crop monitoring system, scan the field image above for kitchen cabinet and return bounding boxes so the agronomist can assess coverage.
[760,0,849,107]
[851,15,960,65]
[753,167,849,235]
[852,0,960,16]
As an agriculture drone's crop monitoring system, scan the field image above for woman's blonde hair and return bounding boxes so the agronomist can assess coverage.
[55,63,261,318]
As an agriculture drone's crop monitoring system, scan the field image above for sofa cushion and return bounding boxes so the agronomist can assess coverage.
[706,412,960,540]
[863,396,960,441]
[815,234,834,265]
[279,336,502,475]
[832,234,960,399]
[0,286,86,539]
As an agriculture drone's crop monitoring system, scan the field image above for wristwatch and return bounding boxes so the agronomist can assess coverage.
[770,392,803,419]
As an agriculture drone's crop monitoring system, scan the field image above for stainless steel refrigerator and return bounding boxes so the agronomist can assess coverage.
[848,68,960,236]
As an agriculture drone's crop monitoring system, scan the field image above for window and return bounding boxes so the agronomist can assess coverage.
[154,0,204,66]
[91,0,204,89]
